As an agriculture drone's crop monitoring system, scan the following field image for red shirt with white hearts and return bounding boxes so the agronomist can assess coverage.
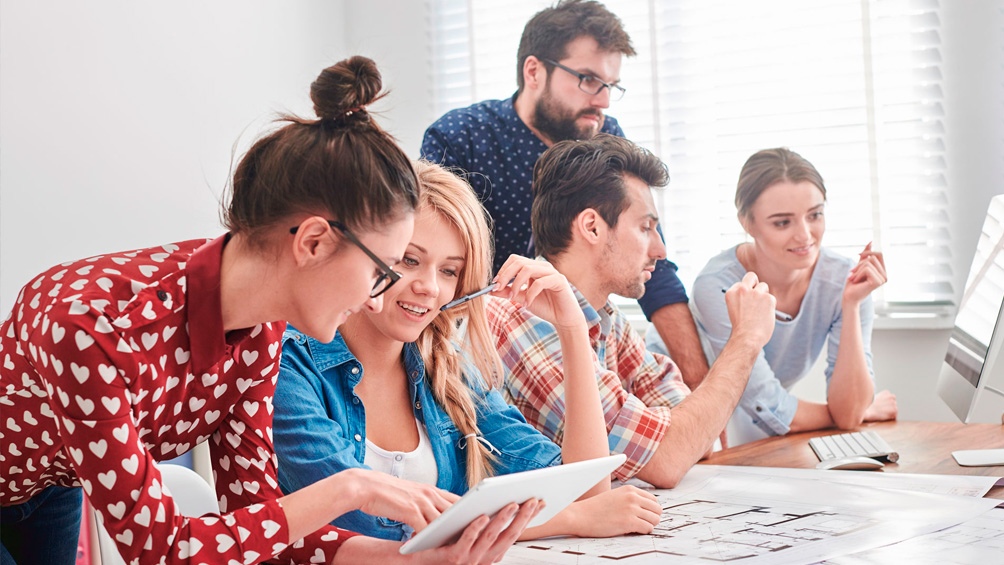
[0,235,356,564]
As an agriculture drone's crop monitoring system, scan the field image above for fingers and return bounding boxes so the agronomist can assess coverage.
[493,499,540,547]
[848,253,887,285]
[448,513,492,557]
[393,482,457,532]
[494,255,549,301]
[850,243,887,285]
[467,500,538,564]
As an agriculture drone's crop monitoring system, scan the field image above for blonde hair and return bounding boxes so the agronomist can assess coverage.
[412,160,504,487]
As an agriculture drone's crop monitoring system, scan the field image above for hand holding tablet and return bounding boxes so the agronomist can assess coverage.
[400,454,626,554]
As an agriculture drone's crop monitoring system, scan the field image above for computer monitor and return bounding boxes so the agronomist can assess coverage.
[936,195,1004,464]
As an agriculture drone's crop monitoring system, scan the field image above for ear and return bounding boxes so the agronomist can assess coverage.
[522,55,547,92]
[290,217,339,268]
[738,212,753,236]
[573,208,605,245]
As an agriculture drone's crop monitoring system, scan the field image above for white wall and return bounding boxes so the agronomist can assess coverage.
[0,0,350,313]
[2,1,1002,422]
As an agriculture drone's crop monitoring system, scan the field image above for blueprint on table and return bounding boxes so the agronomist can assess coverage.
[501,466,999,565]
[825,506,1004,565]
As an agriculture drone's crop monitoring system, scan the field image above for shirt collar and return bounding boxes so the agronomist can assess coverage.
[303,331,359,373]
[568,282,616,340]
[504,92,548,145]
[186,234,230,374]
[303,330,427,386]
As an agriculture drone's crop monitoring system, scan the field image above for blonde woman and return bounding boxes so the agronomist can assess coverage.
[273,161,662,542]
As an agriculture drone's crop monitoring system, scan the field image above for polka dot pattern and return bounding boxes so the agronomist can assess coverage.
[0,236,352,564]
[420,95,691,317]
[420,94,624,274]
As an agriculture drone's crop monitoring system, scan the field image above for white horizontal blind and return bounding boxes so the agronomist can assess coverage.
[426,0,952,307]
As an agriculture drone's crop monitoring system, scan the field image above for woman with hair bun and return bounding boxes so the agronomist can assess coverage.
[0,56,536,565]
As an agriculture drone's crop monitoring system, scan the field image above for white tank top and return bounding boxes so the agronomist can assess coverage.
[364,420,439,486]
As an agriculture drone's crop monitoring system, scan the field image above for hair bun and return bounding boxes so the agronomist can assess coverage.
[310,56,384,121]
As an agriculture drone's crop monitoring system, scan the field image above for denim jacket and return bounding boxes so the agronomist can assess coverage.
[273,327,562,541]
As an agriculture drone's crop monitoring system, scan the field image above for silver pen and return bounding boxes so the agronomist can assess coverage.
[441,278,516,311]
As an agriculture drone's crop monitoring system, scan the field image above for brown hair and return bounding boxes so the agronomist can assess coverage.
[735,148,826,222]
[516,0,635,93]
[412,161,502,487]
[223,56,419,246]
[531,134,668,259]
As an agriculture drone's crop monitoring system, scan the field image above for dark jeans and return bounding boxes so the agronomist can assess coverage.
[1,485,83,565]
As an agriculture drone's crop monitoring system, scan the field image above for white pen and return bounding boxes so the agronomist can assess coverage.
[440,277,519,311]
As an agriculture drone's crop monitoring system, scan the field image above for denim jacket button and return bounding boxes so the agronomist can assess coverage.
[415,400,422,410]
[351,366,360,375]
[352,397,360,405]
[354,434,362,442]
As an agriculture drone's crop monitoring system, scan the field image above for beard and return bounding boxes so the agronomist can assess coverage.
[599,238,650,300]
[532,88,603,143]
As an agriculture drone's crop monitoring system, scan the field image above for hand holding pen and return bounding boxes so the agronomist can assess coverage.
[721,288,793,322]
[441,282,503,311]
[722,271,776,349]
[443,254,586,330]
[843,242,887,307]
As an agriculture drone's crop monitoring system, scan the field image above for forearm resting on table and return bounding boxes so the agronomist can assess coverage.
[825,306,874,429]
[650,303,709,390]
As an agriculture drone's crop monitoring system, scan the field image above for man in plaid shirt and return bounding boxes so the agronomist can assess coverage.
[487,134,777,488]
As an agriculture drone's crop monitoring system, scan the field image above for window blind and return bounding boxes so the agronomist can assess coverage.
[427,0,952,309]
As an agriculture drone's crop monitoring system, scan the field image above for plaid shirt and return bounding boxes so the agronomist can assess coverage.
[486,287,691,480]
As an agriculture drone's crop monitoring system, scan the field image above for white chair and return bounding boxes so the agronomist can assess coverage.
[94,463,219,564]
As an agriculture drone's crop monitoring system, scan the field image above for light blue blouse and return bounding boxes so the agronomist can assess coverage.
[647,245,874,445]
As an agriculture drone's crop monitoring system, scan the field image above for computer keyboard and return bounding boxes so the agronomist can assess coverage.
[808,430,900,463]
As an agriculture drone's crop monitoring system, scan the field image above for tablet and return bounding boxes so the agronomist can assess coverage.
[399,453,626,554]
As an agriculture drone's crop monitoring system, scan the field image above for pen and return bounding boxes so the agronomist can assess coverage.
[441,278,518,311]
[440,283,498,311]
[721,288,793,322]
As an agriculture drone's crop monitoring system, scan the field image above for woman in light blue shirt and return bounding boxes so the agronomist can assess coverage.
[654,148,898,446]
[274,161,662,542]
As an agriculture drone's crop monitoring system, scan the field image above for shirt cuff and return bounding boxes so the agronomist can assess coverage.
[606,396,672,481]
[744,392,799,436]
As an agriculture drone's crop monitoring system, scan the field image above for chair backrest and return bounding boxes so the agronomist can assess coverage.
[95,463,219,564]
[158,464,220,517]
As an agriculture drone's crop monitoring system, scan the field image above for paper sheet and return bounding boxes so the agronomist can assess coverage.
[824,507,1004,564]
[501,465,999,565]
[697,465,1002,498]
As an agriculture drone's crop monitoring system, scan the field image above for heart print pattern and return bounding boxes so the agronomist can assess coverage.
[0,236,352,564]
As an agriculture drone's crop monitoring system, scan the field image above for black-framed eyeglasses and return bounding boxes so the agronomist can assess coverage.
[541,58,626,101]
[289,220,401,298]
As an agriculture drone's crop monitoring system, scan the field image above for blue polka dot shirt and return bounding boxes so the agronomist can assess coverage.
[421,94,688,319]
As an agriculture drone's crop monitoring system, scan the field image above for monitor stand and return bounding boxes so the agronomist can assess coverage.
[952,449,1004,467]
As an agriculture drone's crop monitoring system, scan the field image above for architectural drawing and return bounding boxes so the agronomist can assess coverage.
[500,467,998,565]
[828,507,1004,565]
